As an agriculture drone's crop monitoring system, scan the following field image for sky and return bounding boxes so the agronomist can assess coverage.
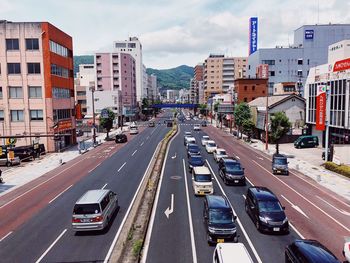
[1,0,350,69]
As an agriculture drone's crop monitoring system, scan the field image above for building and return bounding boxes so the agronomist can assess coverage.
[113,37,144,102]
[166,89,179,102]
[142,64,148,100]
[273,82,298,95]
[179,89,190,103]
[247,24,350,95]
[234,78,268,103]
[75,64,95,117]
[189,78,197,103]
[147,74,158,101]
[0,20,75,152]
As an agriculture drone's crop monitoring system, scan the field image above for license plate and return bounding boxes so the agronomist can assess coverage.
[277,171,281,173]
[217,239,224,243]
[273,227,280,231]
[199,191,204,195]
[81,219,90,223]
[234,180,239,183]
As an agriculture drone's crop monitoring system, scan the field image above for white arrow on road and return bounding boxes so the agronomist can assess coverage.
[317,196,350,216]
[171,152,177,159]
[164,194,174,219]
[281,195,309,219]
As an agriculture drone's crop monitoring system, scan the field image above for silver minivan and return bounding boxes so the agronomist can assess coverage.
[72,189,118,232]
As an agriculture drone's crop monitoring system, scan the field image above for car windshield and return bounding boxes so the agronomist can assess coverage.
[209,209,233,224]
[275,158,287,165]
[218,150,226,155]
[189,145,199,151]
[73,204,101,215]
[258,201,283,212]
[190,156,203,162]
[194,174,211,182]
[203,137,209,140]
[208,142,216,147]
[226,163,242,172]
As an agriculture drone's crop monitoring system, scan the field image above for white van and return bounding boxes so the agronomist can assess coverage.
[213,243,253,263]
[130,125,139,135]
[192,166,213,196]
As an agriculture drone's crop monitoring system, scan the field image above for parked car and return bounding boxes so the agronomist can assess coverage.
[204,195,237,245]
[184,136,196,146]
[294,135,319,148]
[188,154,205,172]
[194,124,201,131]
[343,239,350,262]
[213,148,228,162]
[13,145,36,161]
[205,140,217,153]
[201,121,207,127]
[285,239,341,263]
[115,133,127,143]
[245,186,289,233]
[218,158,245,185]
[201,135,210,146]
[192,166,213,196]
[272,154,289,175]
[184,131,192,137]
[187,144,201,157]
[213,243,253,263]
[148,121,155,127]
[0,147,21,166]
[130,125,139,135]
[166,119,173,127]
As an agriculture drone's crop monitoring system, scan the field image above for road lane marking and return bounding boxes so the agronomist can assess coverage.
[252,160,350,233]
[117,162,126,172]
[140,142,144,146]
[164,194,174,219]
[281,195,309,219]
[235,155,240,160]
[101,183,108,190]
[105,140,164,263]
[206,160,262,263]
[49,185,73,204]
[171,152,177,159]
[0,231,13,242]
[183,159,198,263]
[35,229,67,263]
[289,222,305,239]
[147,136,150,140]
[242,194,246,199]
[132,150,138,156]
[316,196,350,216]
[257,157,264,160]
[88,163,100,173]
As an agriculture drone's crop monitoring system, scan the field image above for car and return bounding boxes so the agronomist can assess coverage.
[115,133,127,143]
[130,125,139,135]
[272,154,289,175]
[204,195,237,245]
[213,243,253,263]
[294,135,319,148]
[201,135,210,146]
[192,166,214,196]
[184,136,196,146]
[184,131,192,137]
[166,120,173,127]
[188,154,205,172]
[343,239,350,262]
[245,186,289,233]
[205,140,217,153]
[148,121,155,127]
[194,124,201,131]
[187,143,201,157]
[285,239,341,263]
[13,145,36,161]
[213,148,228,162]
[201,120,208,127]
[218,158,245,185]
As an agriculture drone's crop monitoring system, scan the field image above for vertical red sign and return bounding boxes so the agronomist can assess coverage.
[316,85,326,131]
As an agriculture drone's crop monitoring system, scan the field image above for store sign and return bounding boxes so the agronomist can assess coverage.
[249,17,258,55]
[58,120,72,131]
[218,104,234,114]
[333,57,350,72]
[305,29,314,40]
[316,85,327,131]
[257,64,269,79]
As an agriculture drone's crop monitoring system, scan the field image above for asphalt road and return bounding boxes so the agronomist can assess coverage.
[0,113,172,263]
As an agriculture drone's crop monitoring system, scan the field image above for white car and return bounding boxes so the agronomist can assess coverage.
[130,126,139,135]
[193,124,201,131]
[185,136,196,146]
[213,148,228,162]
[201,135,210,146]
[205,140,217,153]
[184,131,192,137]
[344,240,350,262]
[192,166,213,196]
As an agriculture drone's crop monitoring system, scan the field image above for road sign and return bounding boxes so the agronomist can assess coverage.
[6,137,17,145]
[218,104,234,114]
[101,108,109,118]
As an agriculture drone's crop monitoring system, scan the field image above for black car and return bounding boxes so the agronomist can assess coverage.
[218,158,245,185]
[201,120,207,127]
[245,186,289,233]
[187,144,200,157]
[272,154,289,175]
[148,121,155,127]
[188,154,205,172]
[203,195,237,245]
[13,145,36,161]
[285,239,340,263]
[115,133,127,143]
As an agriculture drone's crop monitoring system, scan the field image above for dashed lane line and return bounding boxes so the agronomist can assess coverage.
[48,185,73,204]
[117,162,126,172]
[35,229,67,263]
[0,231,13,242]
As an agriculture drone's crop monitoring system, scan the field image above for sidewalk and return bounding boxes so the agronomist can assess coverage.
[0,127,124,197]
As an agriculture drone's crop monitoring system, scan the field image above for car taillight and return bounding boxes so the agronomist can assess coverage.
[92,216,103,222]
[72,217,80,223]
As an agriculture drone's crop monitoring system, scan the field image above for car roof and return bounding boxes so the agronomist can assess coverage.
[76,189,110,204]
[216,148,226,152]
[273,154,287,158]
[222,157,239,163]
[206,195,230,209]
[216,243,253,263]
[207,140,216,143]
[188,143,199,147]
[202,135,210,138]
[190,154,203,159]
[193,166,210,174]
[290,240,339,263]
[249,187,278,201]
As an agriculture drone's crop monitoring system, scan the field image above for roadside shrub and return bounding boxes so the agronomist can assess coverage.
[132,239,143,257]
[324,162,350,179]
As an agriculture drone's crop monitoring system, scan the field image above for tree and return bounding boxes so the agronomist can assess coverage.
[234,103,251,138]
[199,104,207,115]
[242,119,255,141]
[213,102,220,112]
[141,98,149,109]
[99,108,115,139]
[269,112,291,154]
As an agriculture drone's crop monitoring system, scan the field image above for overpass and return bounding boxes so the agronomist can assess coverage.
[150,103,198,109]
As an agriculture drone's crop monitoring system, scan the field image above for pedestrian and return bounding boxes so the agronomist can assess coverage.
[0,169,3,184]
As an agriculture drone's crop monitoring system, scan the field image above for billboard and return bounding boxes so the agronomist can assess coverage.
[249,17,258,55]
[316,85,327,131]
[305,30,314,40]
[257,64,269,79]
[333,57,350,72]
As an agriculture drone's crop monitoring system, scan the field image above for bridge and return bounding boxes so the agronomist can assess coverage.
[150,103,198,109]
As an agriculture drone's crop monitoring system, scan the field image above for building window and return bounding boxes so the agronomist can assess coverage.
[30,110,43,121]
[0,87,2,99]
[252,86,255,91]
[49,40,68,57]
[244,86,247,91]
[262,60,275,65]
[297,70,303,77]
[128,43,136,48]
[269,71,275,76]
[29,86,42,98]
[25,38,39,50]
[76,91,86,96]
[51,64,69,78]
[7,63,21,74]
[27,63,41,74]
[6,39,19,50]
[244,98,248,102]
[52,87,70,99]
[0,110,4,121]
[11,110,24,122]
[298,59,303,65]
[9,87,23,98]
[115,43,126,48]
[53,109,71,121]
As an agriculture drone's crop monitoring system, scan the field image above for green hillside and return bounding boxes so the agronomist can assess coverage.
[74,55,94,76]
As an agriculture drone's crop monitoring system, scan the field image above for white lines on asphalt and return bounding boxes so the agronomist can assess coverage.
[0,231,13,242]
[171,152,177,159]
[289,223,305,239]
[49,185,73,204]
[146,136,150,140]
[140,142,144,146]
[88,163,100,173]
[183,159,198,263]
[117,162,126,172]
[316,196,350,216]
[164,194,174,219]
[257,157,264,160]
[206,160,263,263]
[35,229,67,263]
[252,160,350,233]
[101,183,108,190]
[132,150,138,156]
[280,195,309,219]
[246,177,254,186]
[235,155,240,160]
[242,194,246,200]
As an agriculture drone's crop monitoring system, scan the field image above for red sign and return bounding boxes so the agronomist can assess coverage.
[257,64,269,79]
[57,120,73,131]
[316,85,327,131]
[333,58,350,72]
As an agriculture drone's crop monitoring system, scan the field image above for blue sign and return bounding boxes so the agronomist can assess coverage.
[305,29,314,40]
[249,17,258,55]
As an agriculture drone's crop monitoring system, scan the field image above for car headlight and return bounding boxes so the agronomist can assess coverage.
[282,217,289,224]
[208,227,216,233]
[259,216,268,223]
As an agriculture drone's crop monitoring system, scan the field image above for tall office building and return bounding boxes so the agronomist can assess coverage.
[0,20,75,152]
[75,64,95,116]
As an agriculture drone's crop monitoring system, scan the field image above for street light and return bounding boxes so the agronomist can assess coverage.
[89,82,97,146]
[265,85,269,151]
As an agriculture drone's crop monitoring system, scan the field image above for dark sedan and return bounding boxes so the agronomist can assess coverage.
[187,144,200,157]
[115,133,127,143]
[188,154,205,172]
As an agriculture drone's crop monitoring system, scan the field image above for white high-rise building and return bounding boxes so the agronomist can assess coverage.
[113,37,144,102]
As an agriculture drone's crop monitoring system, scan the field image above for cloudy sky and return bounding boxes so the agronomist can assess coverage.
[1,0,349,69]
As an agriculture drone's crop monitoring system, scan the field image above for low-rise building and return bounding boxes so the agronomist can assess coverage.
[273,82,298,95]
[234,78,268,103]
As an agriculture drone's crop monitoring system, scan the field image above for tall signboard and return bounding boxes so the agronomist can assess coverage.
[316,84,327,131]
[257,64,269,79]
[249,17,258,55]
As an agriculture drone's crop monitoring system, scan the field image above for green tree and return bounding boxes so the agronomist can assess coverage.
[242,119,255,141]
[234,103,252,139]
[141,98,149,109]
[199,104,208,115]
[213,102,220,112]
[100,108,115,139]
[269,112,291,154]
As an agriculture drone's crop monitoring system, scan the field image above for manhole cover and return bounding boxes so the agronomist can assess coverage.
[170,176,182,180]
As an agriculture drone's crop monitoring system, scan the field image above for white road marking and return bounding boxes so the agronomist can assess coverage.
[206,160,262,263]
[164,194,174,219]
[0,231,13,242]
[35,229,67,263]
[147,136,150,140]
[317,196,350,216]
[252,160,350,232]
[88,163,100,173]
[281,195,309,219]
[257,157,264,160]
[171,152,177,159]
[140,142,144,146]
[235,155,240,160]
[242,194,246,200]
[101,183,108,190]
[289,222,305,239]
[132,150,138,156]
[117,162,126,172]
[48,185,73,204]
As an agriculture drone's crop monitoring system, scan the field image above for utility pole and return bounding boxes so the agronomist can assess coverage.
[90,84,96,146]
[325,85,331,162]
[265,87,269,151]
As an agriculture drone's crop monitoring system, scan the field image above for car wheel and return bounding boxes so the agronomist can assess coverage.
[245,202,249,213]
[6,162,11,167]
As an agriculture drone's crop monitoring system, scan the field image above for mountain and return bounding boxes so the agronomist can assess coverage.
[146,65,194,90]
[73,55,94,76]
